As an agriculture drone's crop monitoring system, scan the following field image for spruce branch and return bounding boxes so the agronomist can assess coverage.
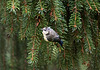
[86,0,92,10]
[92,0,99,14]
[82,18,91,51]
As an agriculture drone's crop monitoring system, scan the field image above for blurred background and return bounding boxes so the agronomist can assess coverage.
[0,0,100,70]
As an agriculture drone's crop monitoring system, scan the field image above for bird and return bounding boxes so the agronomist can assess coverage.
[41,27,63,47]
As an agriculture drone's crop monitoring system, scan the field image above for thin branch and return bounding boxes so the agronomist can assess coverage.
[86,0,92,9]
[82,18,91,51]
[92,1,99,14]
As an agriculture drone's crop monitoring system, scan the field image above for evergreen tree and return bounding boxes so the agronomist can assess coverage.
[0,0,100,70]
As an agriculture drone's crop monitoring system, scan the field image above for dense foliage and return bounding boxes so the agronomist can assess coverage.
[0,0,100,70]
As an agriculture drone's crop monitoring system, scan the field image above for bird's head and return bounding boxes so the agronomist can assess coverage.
[41,27,50,35]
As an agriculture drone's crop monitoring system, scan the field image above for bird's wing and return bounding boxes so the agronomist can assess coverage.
[49,29,59,37]
[46,28,59,41]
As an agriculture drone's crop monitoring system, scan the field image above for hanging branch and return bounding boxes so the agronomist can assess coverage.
[23,16,30,37]
[12,0,15,10]
[11,3,14,69]
[86,0,92,9]
[23,22,30,35]
[81,38,84,53]
[82,18,91,51]
[54,10,57,21]
[23,0,27,13]
[11,13,13,33]
[74,0,77,28]
[31,22,37,60]
[39,0,43,10]
[10,0,15,33]
[19,17,23,40]
[31,41,34,61]
[92,0,99,14]
[31,23,37,70]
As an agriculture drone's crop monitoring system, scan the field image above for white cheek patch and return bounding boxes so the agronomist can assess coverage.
[42,31,49,42]
[43,31,48,34]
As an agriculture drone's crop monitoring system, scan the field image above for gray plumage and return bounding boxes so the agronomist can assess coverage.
[42,27,63,46]
[42,27,59,41]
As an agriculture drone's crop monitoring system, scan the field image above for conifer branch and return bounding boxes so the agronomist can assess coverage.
[74,0,77,27]
[92,0,99,14]
[11,13,13,33]
[86,0,92,9]
[82,18,91,51]
[24,17,30,35]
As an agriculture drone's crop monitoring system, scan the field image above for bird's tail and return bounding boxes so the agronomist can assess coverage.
[58,40,63,47]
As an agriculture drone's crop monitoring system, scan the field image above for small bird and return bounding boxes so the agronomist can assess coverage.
[41,27,63,47]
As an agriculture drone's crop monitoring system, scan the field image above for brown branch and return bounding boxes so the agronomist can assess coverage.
[82,19,91,51]
[24,23,30,34]
[85,32,91,51]
[72,57,75,69]
[31,42,34,61]
[74,0,77,27]
[12,0,15,10]
[81,38,84,53]
[10,12,13,33]
[32,24,37,70]
[20,21,23,40]
[24,0,28,13]
[86,0,92,9]
[53,9,57,21]
[39,0,43,10]
[92,1,99,14]
[74,11,77,27]
[11,22,13,33]
[31,24,37,60]
[24,16,30,35]
[50,0,57,21]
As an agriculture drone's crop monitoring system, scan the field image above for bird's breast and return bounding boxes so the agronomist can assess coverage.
[42,32,49,42]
